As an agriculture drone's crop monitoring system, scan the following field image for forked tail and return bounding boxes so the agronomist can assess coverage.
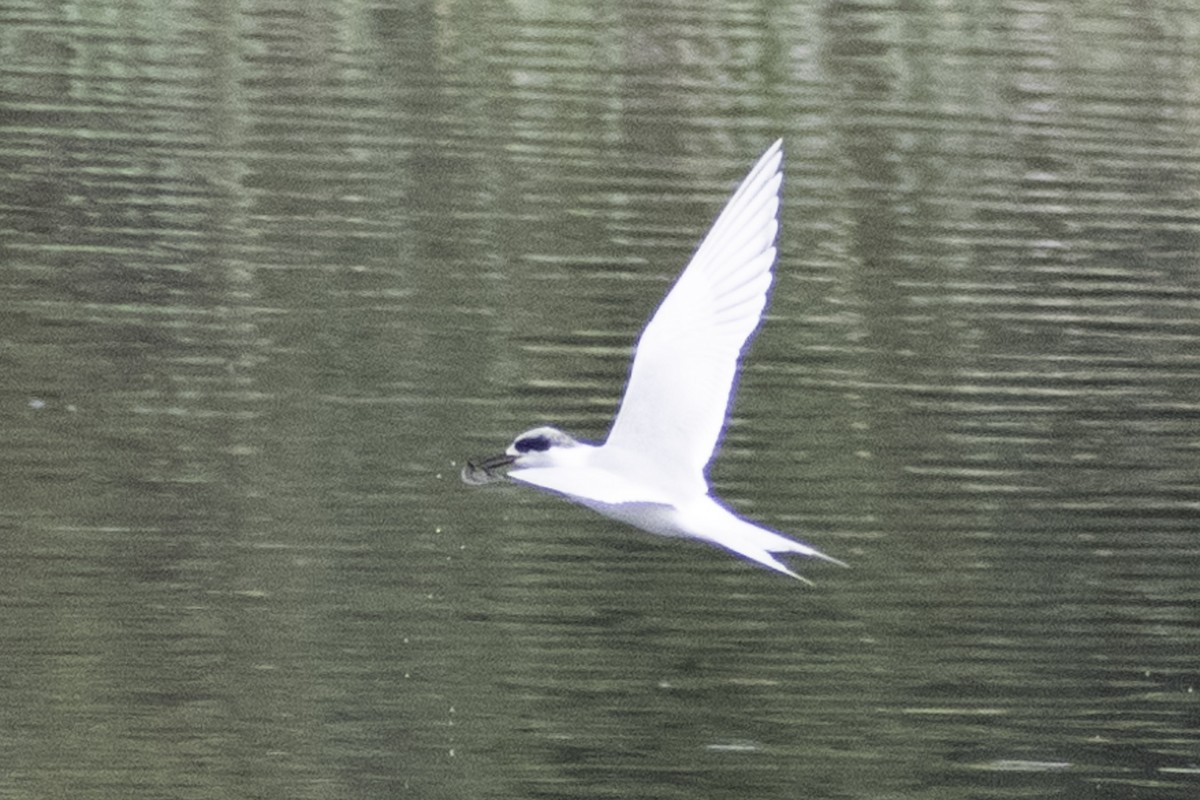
[694,499,847,583]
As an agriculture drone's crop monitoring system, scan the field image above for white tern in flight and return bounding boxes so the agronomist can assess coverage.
[464,140,846,582]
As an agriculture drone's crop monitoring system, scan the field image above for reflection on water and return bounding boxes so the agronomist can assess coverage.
[2,1,1198,798]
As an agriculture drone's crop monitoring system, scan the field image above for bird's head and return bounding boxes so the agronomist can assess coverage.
[461,426,584,484]
[505,426,581,464]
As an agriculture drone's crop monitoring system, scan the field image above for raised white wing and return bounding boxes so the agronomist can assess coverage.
[604,140,783,494]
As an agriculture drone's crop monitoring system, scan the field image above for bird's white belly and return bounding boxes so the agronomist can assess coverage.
[571,498,690,539]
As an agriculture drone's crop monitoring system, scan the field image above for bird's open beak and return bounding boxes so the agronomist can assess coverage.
[461,453,516,485]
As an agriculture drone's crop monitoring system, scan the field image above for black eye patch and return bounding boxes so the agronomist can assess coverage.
[515,434,552,453]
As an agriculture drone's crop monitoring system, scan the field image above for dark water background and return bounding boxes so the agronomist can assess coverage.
[2,1,1198,798]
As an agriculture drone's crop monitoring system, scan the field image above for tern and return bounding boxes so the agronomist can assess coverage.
[464,140,846,582]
